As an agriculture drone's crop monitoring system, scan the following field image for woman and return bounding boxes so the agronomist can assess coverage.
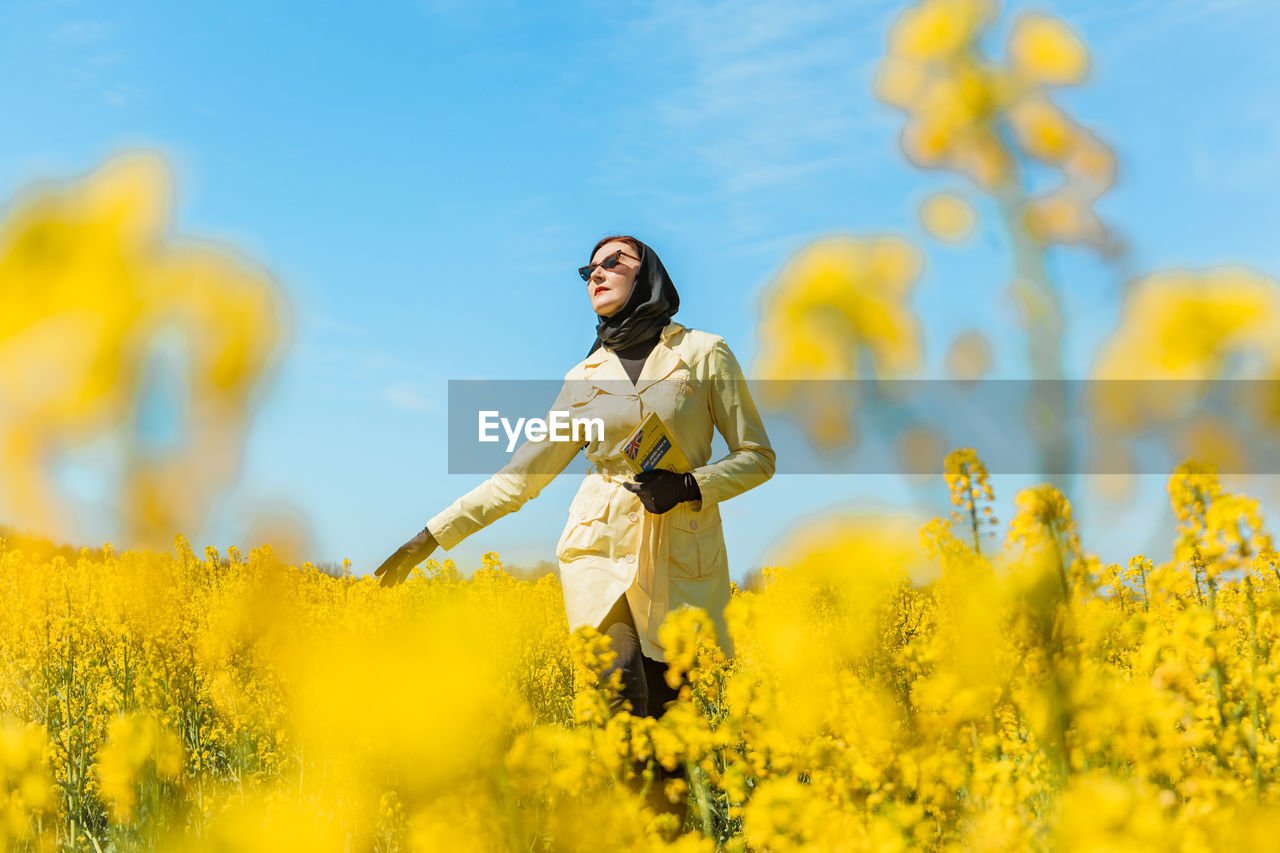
[373,235,775,718]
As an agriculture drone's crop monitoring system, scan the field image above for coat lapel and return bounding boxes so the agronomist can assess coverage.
[583,344,628,392]
[632,326,687,395]
[583,321,687,395]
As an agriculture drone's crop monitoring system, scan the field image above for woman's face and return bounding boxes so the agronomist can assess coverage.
[587,240,640,317]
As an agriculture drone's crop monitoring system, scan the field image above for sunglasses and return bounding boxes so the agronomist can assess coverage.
[579,249,641,282]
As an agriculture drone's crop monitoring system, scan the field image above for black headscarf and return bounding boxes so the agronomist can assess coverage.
[585,237,680,359]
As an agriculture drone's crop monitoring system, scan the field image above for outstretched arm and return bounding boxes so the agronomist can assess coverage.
[423,381,586,551]
[423,435,583,551]
[373,526,438,587]
[372,379,585,585]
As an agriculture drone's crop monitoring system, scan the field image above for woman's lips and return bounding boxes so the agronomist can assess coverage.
[594,285,609,296]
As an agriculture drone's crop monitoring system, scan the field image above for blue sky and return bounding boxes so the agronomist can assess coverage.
[3,0,1278,578]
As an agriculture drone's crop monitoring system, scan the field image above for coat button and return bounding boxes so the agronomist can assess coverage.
[628,511,638,522]
[625,554,636,563]
[689,520,698,530]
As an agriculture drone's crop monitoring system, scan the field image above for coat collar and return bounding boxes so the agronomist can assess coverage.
[583,321,687,394]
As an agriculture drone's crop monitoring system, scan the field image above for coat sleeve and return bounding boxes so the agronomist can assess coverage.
[689,337,776,509]
[425,378,584,551]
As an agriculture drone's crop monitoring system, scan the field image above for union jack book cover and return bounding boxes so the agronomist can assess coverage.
[619,411,692,476]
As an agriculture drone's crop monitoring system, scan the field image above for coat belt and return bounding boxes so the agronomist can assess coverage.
[587,461,636,483]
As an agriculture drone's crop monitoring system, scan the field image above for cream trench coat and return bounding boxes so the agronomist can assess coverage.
[425,321,775,661]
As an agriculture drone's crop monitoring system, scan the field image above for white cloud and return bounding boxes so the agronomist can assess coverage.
[618,0,892,196]
[1189,94,1280,192]
[1062,0,1277,60]
[51,18,113,47]
[310,312,368,337]
[382,383,439,412]
[295,309,448,412]
[47,14,137,107]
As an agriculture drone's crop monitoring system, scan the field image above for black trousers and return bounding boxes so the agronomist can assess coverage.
[596,592,687,825]
[596,592,681,719]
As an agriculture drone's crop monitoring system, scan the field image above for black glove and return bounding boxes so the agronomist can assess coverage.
[373,526,438,587]
[622,469,702,515]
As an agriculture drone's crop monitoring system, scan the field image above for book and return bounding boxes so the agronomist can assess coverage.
[619,411,692,475]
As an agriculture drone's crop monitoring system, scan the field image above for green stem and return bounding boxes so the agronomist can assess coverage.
[991,149,1072,493]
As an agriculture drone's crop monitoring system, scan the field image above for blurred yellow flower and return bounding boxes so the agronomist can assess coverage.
[1094,267,1280,381]
[753,234,923,450]
[1007,94,1077,163]
[0,151,286,547]
[897,425,946,478]
[1021,189,1107,246]
[0,721,53,846]
[1007,13,1090,87]
[873,56,932,109]
[919,191,977,243]
[96,713,183,824]
[944,329,991,379]
[887,0,995,63]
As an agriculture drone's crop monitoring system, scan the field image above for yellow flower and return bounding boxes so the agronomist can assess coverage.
[1007,13,1090,87]
[944,329,991,380]
[752,234,924,449]
[887,0,995,63]
[919,191,977,243]
[1007,94,1078,163]
[0,151,285,546]
[1093,267,1280,381]
[1021,189,1107,246]
[96,713,184,824]
[873,56,933,109]
[0,720,53,846]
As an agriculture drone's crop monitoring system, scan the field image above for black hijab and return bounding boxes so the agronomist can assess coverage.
[585,237,680,359]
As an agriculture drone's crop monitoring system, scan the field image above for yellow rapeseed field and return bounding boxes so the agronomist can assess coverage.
[3,451,1279,851]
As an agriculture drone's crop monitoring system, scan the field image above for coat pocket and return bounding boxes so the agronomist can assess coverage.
[665,504,724,581]
[556,490,612,562]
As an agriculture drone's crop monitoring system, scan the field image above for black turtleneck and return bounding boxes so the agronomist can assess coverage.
[610,333,661,386]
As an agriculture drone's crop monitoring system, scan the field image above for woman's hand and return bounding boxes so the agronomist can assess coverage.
[373,527,438,587]
[622,469,701,515]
